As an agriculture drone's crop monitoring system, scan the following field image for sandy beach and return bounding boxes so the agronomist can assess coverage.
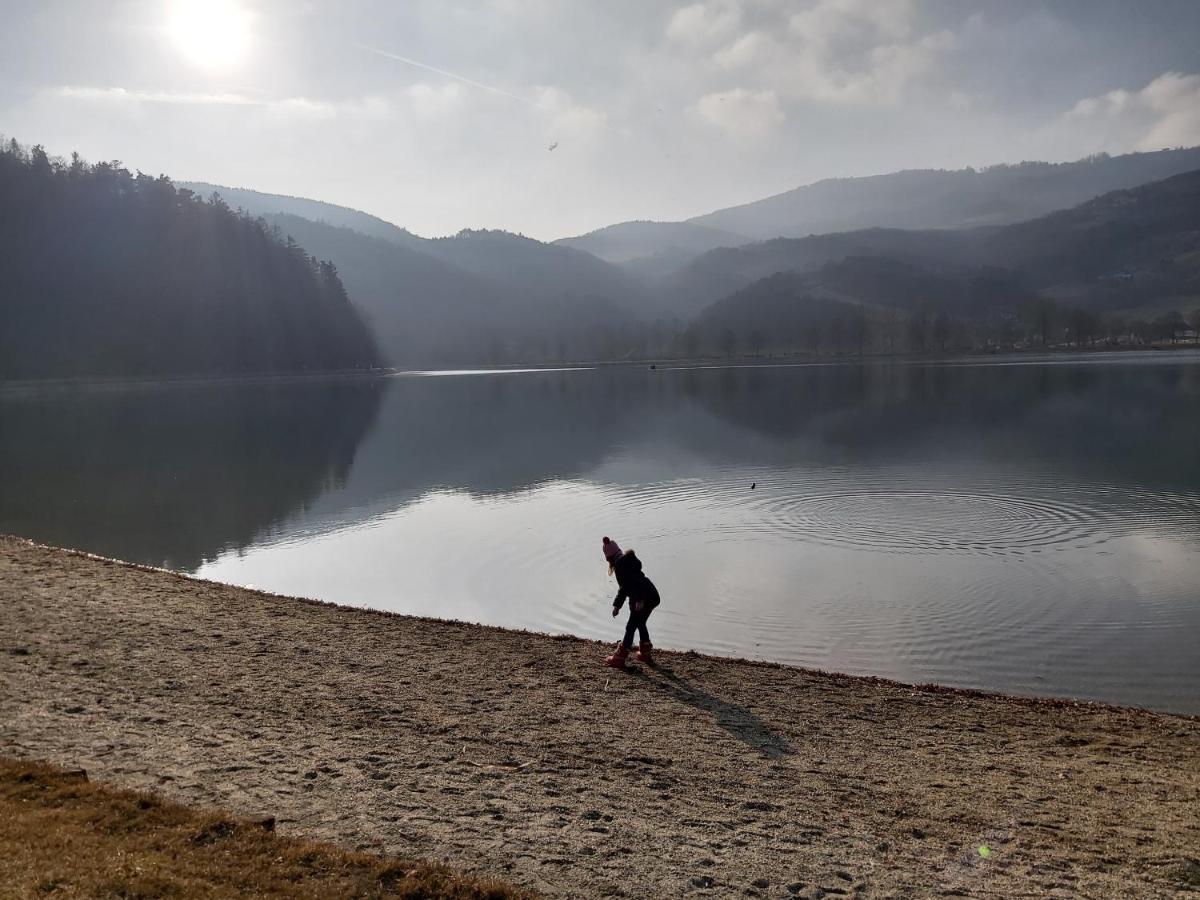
[2,535,1198,898]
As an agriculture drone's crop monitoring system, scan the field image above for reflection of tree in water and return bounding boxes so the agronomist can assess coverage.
[324,369,664,507]
[4,360,1198,570]
[676,361,1200,488]
[307,362,1200,530]
[0,378,384,570]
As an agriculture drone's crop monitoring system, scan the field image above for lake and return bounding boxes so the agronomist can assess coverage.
[3,352,1199,713]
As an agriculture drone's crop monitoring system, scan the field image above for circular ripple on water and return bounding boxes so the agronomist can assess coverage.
[586,465,1200,557]
[755,488,1110,555]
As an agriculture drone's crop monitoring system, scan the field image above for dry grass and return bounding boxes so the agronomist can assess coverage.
[0,758,531,899]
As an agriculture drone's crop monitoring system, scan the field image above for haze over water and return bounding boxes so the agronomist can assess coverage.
[3,352,1199,713]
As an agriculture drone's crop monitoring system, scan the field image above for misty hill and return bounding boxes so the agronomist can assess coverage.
[263,214,508,365]
[181,181,424,249]
[0,142,380,379]
[197,182,644,311]
[192,182,651,364]
[670,167,1200,319]
[689,273,864,353]
[264,216,642,366]
[980,168,1200,308]
[685,262,1041,359]
[555,220,750,264]
[420,229,644,313]
[687,258,1034,351]
[689,147,1200,239]
[805,257,1032,314]
[661,228,977,317]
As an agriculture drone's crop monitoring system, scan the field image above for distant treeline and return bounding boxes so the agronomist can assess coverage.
[676,270,1200,360]
[0,139,379,379]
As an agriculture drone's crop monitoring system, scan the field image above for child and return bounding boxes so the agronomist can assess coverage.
[602,536,661,668]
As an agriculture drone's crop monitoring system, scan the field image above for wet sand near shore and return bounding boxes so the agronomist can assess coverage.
[2,535,1198,898]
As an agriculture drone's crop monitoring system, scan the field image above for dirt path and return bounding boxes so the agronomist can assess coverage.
[2,536,1197,898]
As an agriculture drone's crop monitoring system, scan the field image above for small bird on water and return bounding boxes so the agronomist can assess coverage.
[751,482,756,490]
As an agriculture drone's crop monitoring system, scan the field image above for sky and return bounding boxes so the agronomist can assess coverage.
[2,0,1199,241]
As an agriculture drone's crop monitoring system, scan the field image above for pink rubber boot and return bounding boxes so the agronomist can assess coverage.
[604,642,629,669]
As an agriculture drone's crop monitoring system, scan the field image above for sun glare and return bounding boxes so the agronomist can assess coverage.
[166,0,252,71]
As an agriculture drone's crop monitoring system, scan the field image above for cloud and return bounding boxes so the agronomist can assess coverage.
[534,86,610,143]
[666,1,741,46]
[264,97,340,121]
[695,88,783,139]
[406,82,465,117]
[704,0,953,107]
[712,31,770,69]
[1067,72,1200,151]
[43,85,383,122]
[49,86,258,106]
[361,44,538,108]
[788,0,916,45]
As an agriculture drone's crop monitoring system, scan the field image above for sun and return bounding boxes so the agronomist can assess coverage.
[166,0,253,71]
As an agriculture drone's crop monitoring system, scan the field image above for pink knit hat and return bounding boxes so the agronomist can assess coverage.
[602,536,622,561]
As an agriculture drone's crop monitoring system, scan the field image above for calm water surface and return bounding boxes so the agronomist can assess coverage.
[3,353,1199,713]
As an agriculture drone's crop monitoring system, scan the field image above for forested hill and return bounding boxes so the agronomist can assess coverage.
[689,146,1200,239]
[180,181,424,250]
[0,141,380,379]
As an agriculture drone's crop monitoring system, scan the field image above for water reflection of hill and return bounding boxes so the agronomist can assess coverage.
[671,359,1200,487]
[0,378,383,570]
[302,370,656,522]
[305,358,1200,535]
[3,357,1197,573]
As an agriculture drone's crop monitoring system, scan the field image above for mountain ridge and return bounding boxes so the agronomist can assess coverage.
[688,146,1200,239]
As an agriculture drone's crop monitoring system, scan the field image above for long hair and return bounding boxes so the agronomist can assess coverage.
[608,548,633,576]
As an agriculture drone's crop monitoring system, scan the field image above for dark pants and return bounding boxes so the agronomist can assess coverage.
[621,584,660,650]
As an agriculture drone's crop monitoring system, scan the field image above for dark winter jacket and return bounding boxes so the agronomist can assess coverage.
[612,551,660,613]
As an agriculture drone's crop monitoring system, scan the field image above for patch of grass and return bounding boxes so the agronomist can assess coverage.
[1,758,532,899]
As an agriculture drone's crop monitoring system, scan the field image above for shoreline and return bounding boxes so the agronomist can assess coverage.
[3,344,1198,391]
[4,535,1194,721]
[3,535,1198,897]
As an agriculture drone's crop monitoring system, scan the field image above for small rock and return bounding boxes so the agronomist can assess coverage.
[835,871,852,881]
[911,827,926,839]
[743,800,775,812]
[787,883,806,895]
[302,770,318,780]
[63,706,85,715]
[10,647,29,656]
[582,810,603,821]
[874,841,889,853]
[752,878,770,889]
[692,875,715,889]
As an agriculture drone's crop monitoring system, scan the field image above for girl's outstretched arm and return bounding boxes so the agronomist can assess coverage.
[612,586,628,611]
